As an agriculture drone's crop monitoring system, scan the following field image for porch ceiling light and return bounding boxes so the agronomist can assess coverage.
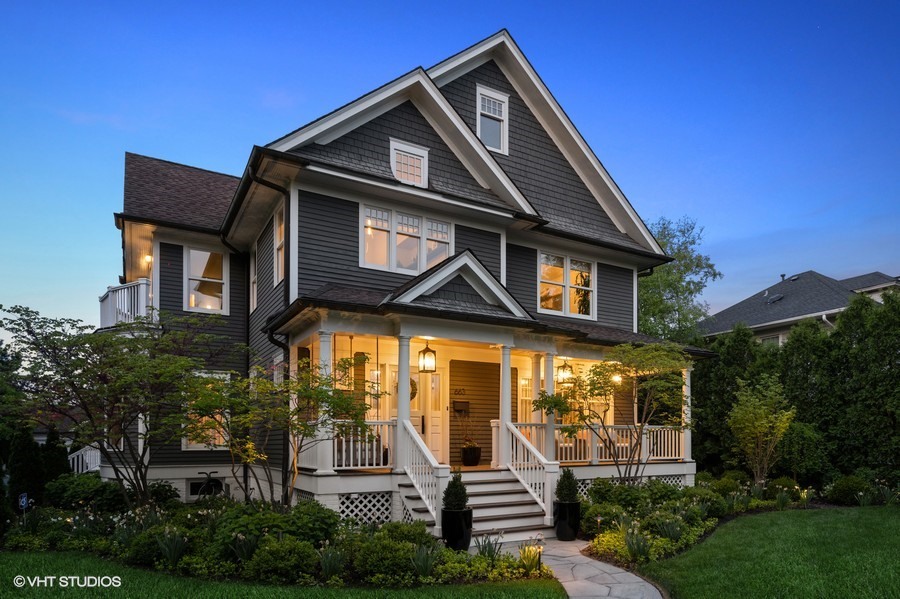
[556,359,574,387]
[418,342,436,373]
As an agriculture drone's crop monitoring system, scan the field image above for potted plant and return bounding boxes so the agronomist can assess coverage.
[554,467,581,541]
[456,413,481,466]
[441,469,472,551]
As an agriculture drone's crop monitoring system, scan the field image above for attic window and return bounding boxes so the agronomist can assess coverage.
[390,139,428,188]
[476,85,509,154]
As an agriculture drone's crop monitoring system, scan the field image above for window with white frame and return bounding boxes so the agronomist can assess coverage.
[538,252,594,318]
[249,243,258,312]
[390,139,428,188]
[184,372,230,450]
[476,85,509,154]
[185,247,227,313]
[362,205,452,274]
[273,208,285,284]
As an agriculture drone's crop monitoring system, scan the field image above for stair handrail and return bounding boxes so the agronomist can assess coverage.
[506,422,558,525]
[401,420,450,530]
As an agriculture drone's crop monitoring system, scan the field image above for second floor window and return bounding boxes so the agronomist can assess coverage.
[274,207,285,284]
[362,206,451,274]
[539,252,593,318]
[186,248,226,313]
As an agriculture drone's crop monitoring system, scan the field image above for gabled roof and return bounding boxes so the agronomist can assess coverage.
[840,271,898,292]
[427,30,664,256]
[699,271,857,336]
[266,69,537,218]
[122,152,239,231]
[384,249,532,319]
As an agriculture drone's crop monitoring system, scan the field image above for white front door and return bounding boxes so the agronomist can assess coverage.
[426,372,447,462]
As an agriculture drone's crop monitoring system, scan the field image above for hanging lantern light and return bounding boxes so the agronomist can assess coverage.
[556,358,574,387]
[418,342,436,373]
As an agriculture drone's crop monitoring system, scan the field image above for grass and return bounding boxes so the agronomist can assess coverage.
[0,551,567,598]
[638,506,900,599]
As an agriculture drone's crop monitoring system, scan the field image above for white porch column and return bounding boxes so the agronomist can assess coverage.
[682,367,693,462]
[316,331,335,474]
[531,353,543,424]
[543,353,556,461]
[498,345,512,467]
[394,335,411,473]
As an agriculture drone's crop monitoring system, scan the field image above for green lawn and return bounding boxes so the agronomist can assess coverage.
[639,506,900,599]
[0,551,566,598]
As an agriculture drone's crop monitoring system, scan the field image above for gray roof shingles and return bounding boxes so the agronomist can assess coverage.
[699,271,859,335]
[123,152,239,231]
[839,272,897,291]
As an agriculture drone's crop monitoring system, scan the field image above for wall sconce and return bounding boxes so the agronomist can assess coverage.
[611,374,623,384]
[143,254,153,265]
[418,342,436,373]
[556,359,574,387]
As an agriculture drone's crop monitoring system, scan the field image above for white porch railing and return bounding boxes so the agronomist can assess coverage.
[333,420,395,470]
[506,421,558,526]
[512,423,684,464]
[99,278,151,328]
[69,445,101,473]
[401,420,450,533]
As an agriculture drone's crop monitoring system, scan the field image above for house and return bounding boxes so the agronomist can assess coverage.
[699,270,899,345]
[85,30,705,539]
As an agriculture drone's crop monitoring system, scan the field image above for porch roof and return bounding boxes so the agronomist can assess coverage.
[270,282,714,357]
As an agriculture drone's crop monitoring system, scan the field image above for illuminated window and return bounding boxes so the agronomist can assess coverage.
[539,252,593,318]
[390,139,428,188]
[362,205,452,274]
[185,247,227,314]
[274,207,285,284]
[477,85,509,154]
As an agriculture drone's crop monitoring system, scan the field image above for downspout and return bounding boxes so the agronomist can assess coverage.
[266,319,291,504]
[247,165,292,313]
[821,314,836,329]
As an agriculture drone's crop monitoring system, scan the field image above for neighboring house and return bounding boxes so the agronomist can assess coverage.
[699,270,899,345]
[91,30,706,539]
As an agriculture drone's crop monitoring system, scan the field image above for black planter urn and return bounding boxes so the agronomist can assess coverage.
[460,446,482,467]
[441,508,473,551]
[554,501,581,541]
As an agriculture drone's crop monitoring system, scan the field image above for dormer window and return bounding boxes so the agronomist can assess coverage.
[390,139,428,188]
[476,85,509,154]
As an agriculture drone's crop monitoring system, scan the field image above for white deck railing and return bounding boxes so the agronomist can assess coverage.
[99,278,151,328]
[512,423,684,464]
[333,420,395,470]
[402,420,449,531]
[69,445,101,473]
[506,422,558,525]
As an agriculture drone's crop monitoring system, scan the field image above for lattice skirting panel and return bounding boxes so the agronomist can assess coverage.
[339,491,393,524]
[402,502,414,524]
[649,474,685,488]
[296,490,315,503]
[576,478,594,498]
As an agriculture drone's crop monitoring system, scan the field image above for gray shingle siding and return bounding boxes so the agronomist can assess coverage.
[439,61,646,252]
[506,243,538,314]
[596,263,634,331]
[290,101,508,210]
[455,225,501,280]
[297,191,411,297]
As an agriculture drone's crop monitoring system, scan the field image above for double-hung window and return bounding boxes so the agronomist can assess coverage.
[185,247,227,314]
[538,252,594,318]
[390,139,428,188]
[249,242,258,313]
[274,207,285,284]
[362,205,452,274]
[476,85,509,154]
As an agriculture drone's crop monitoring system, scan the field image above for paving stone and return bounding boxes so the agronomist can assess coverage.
[563,580,611,597]
[607,583,663,599]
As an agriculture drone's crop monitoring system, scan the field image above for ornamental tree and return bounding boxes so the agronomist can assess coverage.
[0,305,229,506]
[727,374,795,486]
[533,342,690,484]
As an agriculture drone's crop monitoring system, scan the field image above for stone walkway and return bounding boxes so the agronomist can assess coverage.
[503,539,663,599]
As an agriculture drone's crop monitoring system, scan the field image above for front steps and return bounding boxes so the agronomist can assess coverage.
[399,469,555,543]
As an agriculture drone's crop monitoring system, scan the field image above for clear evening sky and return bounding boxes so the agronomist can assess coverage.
[1,1,897,330]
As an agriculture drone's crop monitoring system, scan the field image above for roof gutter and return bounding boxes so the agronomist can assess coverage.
[536,226,673,266]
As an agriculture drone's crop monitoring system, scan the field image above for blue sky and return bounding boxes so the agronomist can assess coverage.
[1,1,897,330]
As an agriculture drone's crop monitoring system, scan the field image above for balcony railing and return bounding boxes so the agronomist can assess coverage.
[69,445,101,473]
[99,278,151,328]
